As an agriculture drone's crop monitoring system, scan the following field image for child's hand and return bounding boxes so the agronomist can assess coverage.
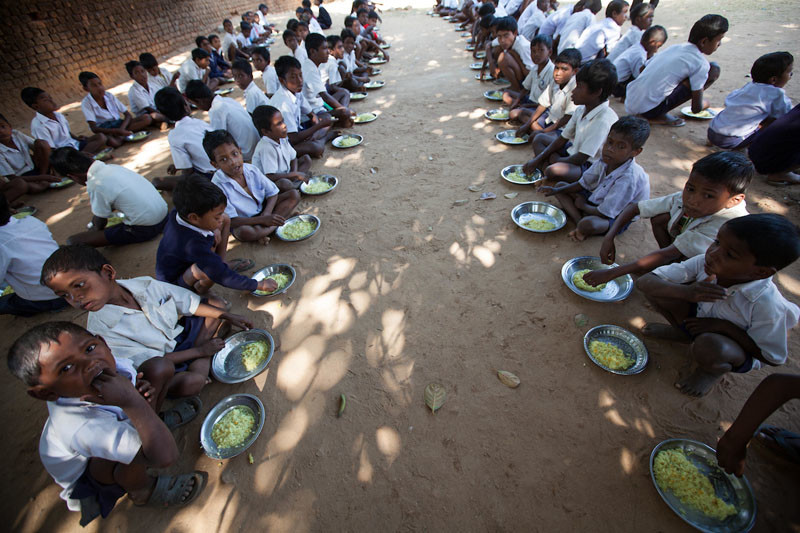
[288,171,308,182]
[318,116,333,128]
[167,164,177,175]
[538,186,557,197]
[582,269,616,287]
[135,373,156,404]
[599,238,616,264]
[261,213,286,226]
[257,278,279,293]
[716,429,748,477]
[223,313,253,331]
[515,124,529,138]
[198,337,226,357]
[80,368,141,407]
[682,317,729,336]
[522,158,540,176]
[683,275,727,303]
[114,128,132,137]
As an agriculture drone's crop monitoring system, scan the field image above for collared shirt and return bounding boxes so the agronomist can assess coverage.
[294,44,309,62]
[607,26,643,63]
[147,67,174,92]
[309,17,324,35]
[558,9,596,53]
[236,33,253,49]
[0,215,61,301]
[626,43,710,115]
[491,34,534,70]
[301,57,327,108]
[177,58,207,93]
[561,101,619,162]
[0,130,36,176]
[262,65,280,95]
[86,161,167,225]
[614,42,647,82]
[519,5,546,40]
[539,5,573,37]
[244,80,270,114]
[87,278,201,368]
[342,50,358,73]
[128,81,158,116]
[502,0,524,16]
[323,56,342,85]
[638,191,749,258]
[252,135,297,176]
[222,32,238,56]
[575,17,622,63]
[81,92,127,124]
[522,60,554,103]
[538,77,578,125]
[578,158,650,218]
[175,212,214,236]
[209,95,260,160]
[270,84,312,133]
[211,163,279,219]
[31,111,79,149]
[167,116,214,172]
[710,82,794,139]
[40,357,141,512]
[653,254,799,366]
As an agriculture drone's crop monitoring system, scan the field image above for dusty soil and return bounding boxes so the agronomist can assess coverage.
[2,1,799,531]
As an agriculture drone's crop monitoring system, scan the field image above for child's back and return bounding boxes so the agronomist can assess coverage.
[208,95,260,160]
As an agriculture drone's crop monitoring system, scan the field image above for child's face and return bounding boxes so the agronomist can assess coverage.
[252,54,268,71]
[243,28,252,38]
[267,111,288,138]
[634,7,654,30]
[697,33,725,55]
[681,171,743,219]
[309,42,330,64]
[357,13,368,25]
[131,65,149,85]
[531,42,551,66]
[211,142,244,179]
[644,37,666,57]
[195,56,210,69]
[343,37,356,53]
[368,16,378,27]
[224,21,234,33]
[145,65,160,76]
[496,29,517,50]
[0,119,12,142]
[200,40,212,53]
[610,5,628,26]
[188,203,227,232]
[331,41,345,59]
[552,62,576,85]
[284,35,298,50]
[33,92,59,114]
[28,331,117,402]
[84,77,105,97]
[704,224,770,283]
[282,67,304,93]
[570,79,599,106]
[774,62,794,88]
[601,131,641,169]
[297,26,309,41]
[46,266,117,312]
[232,68,252,90]
[211,36,222,49]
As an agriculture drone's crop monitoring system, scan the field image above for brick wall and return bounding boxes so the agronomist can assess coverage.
[0,0,295,125]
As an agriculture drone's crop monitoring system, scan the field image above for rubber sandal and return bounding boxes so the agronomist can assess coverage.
[754,425,800,465]
[228,258,254,272]
[659,116,685,127]
[147,471,208,507]
[160,396,202,430]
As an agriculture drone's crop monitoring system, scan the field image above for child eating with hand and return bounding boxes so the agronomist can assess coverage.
[252,105,313,190]
[79,72,152,148]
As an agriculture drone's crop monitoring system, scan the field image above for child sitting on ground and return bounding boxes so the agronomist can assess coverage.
[49,147,168,247]
[575,0,629,63]
[184,80,259,160]
[539,115,650,241]
[0,195,67,316]
[344,16,383,60]
[522,58,619,183]
[252,105,313,190]
[176,49,219,93]
[325,35,358,91]
[79,72,152,148]
[584,151,752,288]
[0,113,60,203]
[206,129,300,243]
[295,22,311,62]
[125,61,169,126]
[283,28,302,61]
[341,30,373,79]
[8,321,207,525]
[222,19,249,62]
[236,22,256,55]
[636,214,800,397]
[515,48,581,139]
[708,52,794,150]
[303,33,355,127]
[556,0,602,54]
[505,35,554,126]
[156,174,277,294]
[197,35,232,81]
[138,53,179,92]
[625,14,727,127]
[231,60,270,114]
[252,47,281,97]
[483,17,533,93]
[208,35,233,79]
[606,1,654,63]
[612,25,667,98]
[518,0,549,41]
[22,87,108,155]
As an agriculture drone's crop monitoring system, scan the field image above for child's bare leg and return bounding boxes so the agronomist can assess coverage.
[650,212,673,248]
[678,333,747,397]
[640,290,693,341]
[25,180,50,194]
[573,215,611,241]
[128,114,153,132]
[331,108,354,128]
[182,264,215,294]
[32,140,52,174]
[152,175,180,191]
[66,229,111,247]
[275,177,297,192]
[207,78,221,92]
[84,134,108,154]
[502,89,522,106]
[510,107,533,123]
[137,356,175,412]
[106,135,124,148]
[766,165,800,185]
[329,85,351,107]
[497,52,525,91]
[274,189,300,217]
[2,178,30,205]
[551,186,582,222]
[532,131,558,156]
[704,62,721,90]
[543,161,582,183]
[232,224,273,242]
[88,458,156,505]
[296,154,312,174]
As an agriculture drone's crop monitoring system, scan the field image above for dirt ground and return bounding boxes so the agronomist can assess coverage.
[2,1,800,531]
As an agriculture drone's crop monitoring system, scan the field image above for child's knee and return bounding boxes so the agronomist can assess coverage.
[141,357,175,384]
[287,189,301,204]
[691,333,745,369]
[707,62,721,84]
[206,294,230,312]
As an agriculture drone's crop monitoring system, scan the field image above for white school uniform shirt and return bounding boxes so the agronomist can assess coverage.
[578,158,650,219]
[309,17,324,35]
[613,43,647,83]
[322,56,342,85]
[522,61,554,104]
[244,80,270,114]
[87,277,202,368]
[294,43,309,62]
[270,84,312,134]
[575,18,622,63]
[0,130,36,176]
[0,215,60,301]
[302,58,327,109]
[519,6,547,41]
[147,67,173,92]
[560,101,618,163]
[262,65,280,95]
[167,116,214,173]
[502,0,524,16]
[128,81,158,116]
[236,33,253,49]
[539,5,573,37]
[252,135,297,176]
[31,111,79,150]
[653,254,799,367]
[538,77,578,125]
[625,43,710,115]
[211,163,279,219]
[40,357,142,512]
[638,192,749,258]
[208,95,260,160]
[177,58,207,93]
[80,92,127,124]
[494,3,508,17]
[558,9,596,53]
[222,32,238,54]
[342,50,358,73]
[491,34,534,70]
[709,83,793,139]
[607,26,643,63]
[86,161,167,225]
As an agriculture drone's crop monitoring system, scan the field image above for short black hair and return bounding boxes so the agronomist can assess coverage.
[305,32,326,53]
[138,52,158,68]
[478,2,495,16]
[287,18,299,31]
[531,34,553,51]
[209,33,219,42]
[195,35,209,48]
[344,15,357,28]
[691,151,754,195]
[275,55,302,79]
[78,71,100,88]
[495,16,518,33]
[642,25,667,44]
[40,244,110,286]
[356,7,368,16]
[252,47,270,63]
[609,115,650,149]
[630,1,652,23]
[191,48,210,61]
[296,21,309,30]
[605,0,628,18]
[575,58,617,101]
[688,14,728,45]
[154,87,189,121]
[258,3,267,9]
[184,80,213,100]
[50,147,94,176]
[751,52,794,84]
[232,59,252,78]
[223,18,232,25]
[585,0,602,14]
[479,15,495,30]
[341,28,356,41]
[240,21,252,31]
[327,34,342,47]
[252,105,281,134]
[368,10,381,22]
[21,87,45,108]
[172,174,227,219]
[125,60,142,77]
[8,321,94,387]
[302,0,311,7]
[202,129,239,162]
[555,48,582,69]
[283,29,298,42]
[0,194,10,226]
[723,214,800,271]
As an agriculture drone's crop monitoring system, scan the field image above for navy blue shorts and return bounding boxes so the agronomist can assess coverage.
[103,215,167,245]
[70,467,126,526]
[97,119,123,129]
[0,293,68,317]
[707,128,756,150]
[171,301,208,372]
[78,139,89,151]
[641,83,692,118]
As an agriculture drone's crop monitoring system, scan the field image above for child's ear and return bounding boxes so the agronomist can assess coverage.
[753,265,777,280]
[28,386,58,402]
[725,193,745,208]
[631,146,643,158]
[210,158,220,169]
[101,263,117,281]
[186,212,201,224]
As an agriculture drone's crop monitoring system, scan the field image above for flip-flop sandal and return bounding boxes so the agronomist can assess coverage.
[754,425,800,465]
[659,116,685,127]
[147,471,208,507]
[160,396,202,430]
[228,258,255,272]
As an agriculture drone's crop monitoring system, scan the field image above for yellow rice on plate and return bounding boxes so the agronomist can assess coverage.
[211,406,256,448]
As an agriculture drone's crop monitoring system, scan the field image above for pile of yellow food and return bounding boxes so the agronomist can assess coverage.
[572,269,607,292]
[355,113,376,123]
[338,136,361,147]
[1,285,14,296]
[490,110,509,120]
[281,218,317,240]
[304,180,333,194]
[241,340,270,371]
[253,272,292,295]
[688,109,714,118]
[589,340,635,370]
[654,449,737,521]
[506,169,532,183]
[523,218,556,231]
[512,137,527,143]
[106,216,124,227]
[211,406,256,448]
[488,91,502,98]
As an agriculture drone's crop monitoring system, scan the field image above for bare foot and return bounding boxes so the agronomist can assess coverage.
[325,130,342,143]
[568,229,586,242]
[675,369,720,397]
[647,114,685,127]
[642,323,691,343]
[258,235,271,245]
[767,171,800,186]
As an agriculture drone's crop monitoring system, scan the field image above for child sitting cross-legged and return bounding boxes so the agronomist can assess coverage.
[252,105,313,191]
[22,87,108,155]
[176,49,219,94]
[79,72,153,148]
[139,53,180,92]
[8,322,208,525]
[636,214,800,397]
[612,25,668,99]
[251,47,281,98]
[574,0,629,64]
[302,33,356,128]
[0,113,61,204]
[208,35,233,80]
[539,115,651,241]
[197,35,232,82]
[606,1,654,63]
[125,61,169,127]
[484,17,534,93]
[505,35,554,128]
[156,174,277,295]
[340,29,373,79]
[231,60,270,115]
[327,35,366,92]
[206,129,300,244]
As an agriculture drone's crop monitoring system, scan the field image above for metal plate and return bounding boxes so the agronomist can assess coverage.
[501,165,542,185]
[300,174,338,195]
[469,62,483,70]
[368,57,387,65]
[200,394,266,459]
[275,214,321,241]
[354,112,378,124]
[496,130,530,145]
[364,80,385,89]
[380,43,391,49]
[370,68,382,75]
[484,108,510,121]
[250,264,296,297]
[461,32,471,38]
[680,106,717,119]
[466,45,476,51]
[511,201,566,233]
[49,177,74,189]
[583,325,648,375]
[475,51,486,59]
[215,88,235,96]
[561,256,634,302]
[332,134,363,149]
[11,206,36,219]
[93,147,113,161]
[125,131,150,142]
[650,439,756,533]
[484,89,504,101]
[350,91,368,100]
[211,330,274,384]
[475,73,494,81]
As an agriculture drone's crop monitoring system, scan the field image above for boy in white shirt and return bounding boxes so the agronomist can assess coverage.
[327,35,366,91]
[124,61,169,128]
[0,114,60,203]
[517,0,549,40]
[303,34,355,127]
[556,0,601,54]
[625,14,727,127]
[252,47,281,97]
[79,72,152,149]
[341,30,373,80]
[538,2,574,38]
[637,214,800,397]
[236,22,256,53]
[505,35,554,125]
[49,148,169,247]
[574,0,628,63]
[176,49,219,93]
[483,17,534,93]
[222,19,249,61]
[252,105,313,190]
[138,53,179,92]
[184,80,260,160]
[230,60,270,114]
[205,130,300,244]
[21,87,107,155]
[612,25,667,98]
[708,52,794,150]
[296,22,311,61]
[606,1,653,63]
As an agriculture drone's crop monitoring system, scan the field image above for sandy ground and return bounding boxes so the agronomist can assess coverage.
[2,1,800,531]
